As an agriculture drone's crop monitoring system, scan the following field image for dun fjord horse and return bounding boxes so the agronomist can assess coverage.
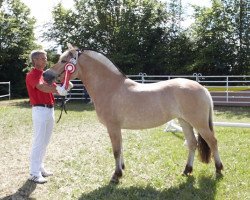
[43,45,223,183]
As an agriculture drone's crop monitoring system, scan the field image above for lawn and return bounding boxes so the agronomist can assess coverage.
[0,99,249,200]
[206,86,250,92]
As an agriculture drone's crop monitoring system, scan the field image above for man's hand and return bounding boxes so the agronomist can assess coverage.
[56,85,68,96]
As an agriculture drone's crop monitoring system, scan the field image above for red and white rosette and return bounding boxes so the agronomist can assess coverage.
[64,63,76,74]
[63,63,76,89]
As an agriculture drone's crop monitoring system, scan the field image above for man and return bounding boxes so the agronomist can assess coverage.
[26,50,68,184]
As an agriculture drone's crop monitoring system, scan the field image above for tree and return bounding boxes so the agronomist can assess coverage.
[45,0,196,75]
[162,0,194,75]
[191,0,250,75]
[45,0,169,74]
[0,0,37,97]
[233,0,250,74]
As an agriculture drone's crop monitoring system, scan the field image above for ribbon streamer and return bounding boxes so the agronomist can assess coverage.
[62,63,75,90]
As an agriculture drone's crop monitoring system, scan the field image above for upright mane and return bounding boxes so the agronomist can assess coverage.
[84,50,127,77]
[59,49,74,62]
[59,48,127,77]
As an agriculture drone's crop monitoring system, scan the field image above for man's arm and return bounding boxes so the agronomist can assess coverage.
[36,83,69,96]
[36,83,57,93]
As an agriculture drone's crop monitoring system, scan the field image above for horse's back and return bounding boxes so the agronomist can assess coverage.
[104,78,211,129]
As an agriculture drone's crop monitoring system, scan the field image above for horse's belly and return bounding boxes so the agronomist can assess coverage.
[120,108,174,129]
[114,87,178,129]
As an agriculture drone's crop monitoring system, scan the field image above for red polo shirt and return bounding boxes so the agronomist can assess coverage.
[26,68,55,105]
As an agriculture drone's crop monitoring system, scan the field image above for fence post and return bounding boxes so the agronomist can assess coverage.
[193,73,203,82]
[226,77,229,103]
[139,73,147,83]
[8,81,11,100]
[0,81,11,100]
[193,73,197,81]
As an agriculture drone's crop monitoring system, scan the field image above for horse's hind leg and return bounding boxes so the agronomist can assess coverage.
[107,125,124,184]
[196,127,223,175]
[178,119,197,175]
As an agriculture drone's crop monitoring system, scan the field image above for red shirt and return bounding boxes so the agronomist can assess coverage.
[26,68,55,105]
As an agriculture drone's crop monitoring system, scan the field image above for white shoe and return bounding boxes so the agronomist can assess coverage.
[28,175,47,184]
[41,169,53,177]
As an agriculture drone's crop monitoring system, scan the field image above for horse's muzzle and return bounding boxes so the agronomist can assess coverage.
[43,69,57,85]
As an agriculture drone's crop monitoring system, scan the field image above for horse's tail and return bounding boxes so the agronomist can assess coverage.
[197,90,213,163]
[197,134,211,163]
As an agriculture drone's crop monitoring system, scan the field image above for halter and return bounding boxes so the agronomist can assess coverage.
[58,50,82,89]
[56,50,81,123]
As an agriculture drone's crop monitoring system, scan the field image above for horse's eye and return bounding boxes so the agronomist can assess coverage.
[61,60,67,64]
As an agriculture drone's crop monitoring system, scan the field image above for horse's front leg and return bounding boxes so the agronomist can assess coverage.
[107,126,124,184]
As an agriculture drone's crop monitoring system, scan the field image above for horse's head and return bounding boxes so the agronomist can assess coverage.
[43,43,81,85]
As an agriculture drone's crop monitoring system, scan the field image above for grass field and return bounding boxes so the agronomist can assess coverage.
[206,86,250,92]
[0,99,249,200]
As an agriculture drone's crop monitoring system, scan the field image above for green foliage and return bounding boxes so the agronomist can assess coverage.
[46,0,250,76]
[45,0,193,74]
[191,0,250,75]
[1,0,250,98]
[0,0,38,97]
[233,0,250,74]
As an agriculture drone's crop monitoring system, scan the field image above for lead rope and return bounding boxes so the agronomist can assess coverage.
[57,96,69,123]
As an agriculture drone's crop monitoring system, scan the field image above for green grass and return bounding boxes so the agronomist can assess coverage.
[0,99,249,200]
[206,86,250,92]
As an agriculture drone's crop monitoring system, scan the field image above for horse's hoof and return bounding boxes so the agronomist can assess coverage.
[182,165,193,176]
[215,167,223,176]
[215,162,224,172]
[215,171,223,179]
[182,172,193,176]
[110,176,119,184]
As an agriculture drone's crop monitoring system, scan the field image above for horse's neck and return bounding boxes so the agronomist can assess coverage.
[79,52,125,99]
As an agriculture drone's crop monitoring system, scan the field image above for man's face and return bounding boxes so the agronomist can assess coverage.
[34,54,47,69]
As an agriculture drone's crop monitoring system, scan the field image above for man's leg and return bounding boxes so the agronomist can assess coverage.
[40,108,55,176]
[29,107,48,183]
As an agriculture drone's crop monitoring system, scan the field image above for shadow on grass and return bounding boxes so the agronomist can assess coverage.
[170,131,185,140]
[78,176,223,200]
[1,175,223,200]
[1,180,37,200]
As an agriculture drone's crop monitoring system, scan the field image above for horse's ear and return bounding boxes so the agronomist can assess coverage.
[67,43,74,50]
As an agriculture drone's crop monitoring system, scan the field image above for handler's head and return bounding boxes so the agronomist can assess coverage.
[30,50,47,68]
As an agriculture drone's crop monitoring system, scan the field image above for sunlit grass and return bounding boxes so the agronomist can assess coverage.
[206,86,250,92]
[0,99,249,200]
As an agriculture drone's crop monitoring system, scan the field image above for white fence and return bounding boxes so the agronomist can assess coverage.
[63,80,90,101]
[66,74,250,106]
[0,82,11,100]
[128,74,250,106]
[165,120,250,132]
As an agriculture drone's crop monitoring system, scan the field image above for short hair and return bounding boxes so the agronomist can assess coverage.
[30,50,47,65]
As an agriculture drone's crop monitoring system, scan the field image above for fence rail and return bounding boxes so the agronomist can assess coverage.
[65,74,250,106]
[0,82,11,100]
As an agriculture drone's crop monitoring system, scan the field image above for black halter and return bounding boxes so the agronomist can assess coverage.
[56,50,82,123]
[57,50,82,79]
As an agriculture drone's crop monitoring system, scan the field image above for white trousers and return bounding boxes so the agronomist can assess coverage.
[30,106,54,177]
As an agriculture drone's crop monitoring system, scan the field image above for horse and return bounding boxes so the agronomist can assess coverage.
[43,44,223,183]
